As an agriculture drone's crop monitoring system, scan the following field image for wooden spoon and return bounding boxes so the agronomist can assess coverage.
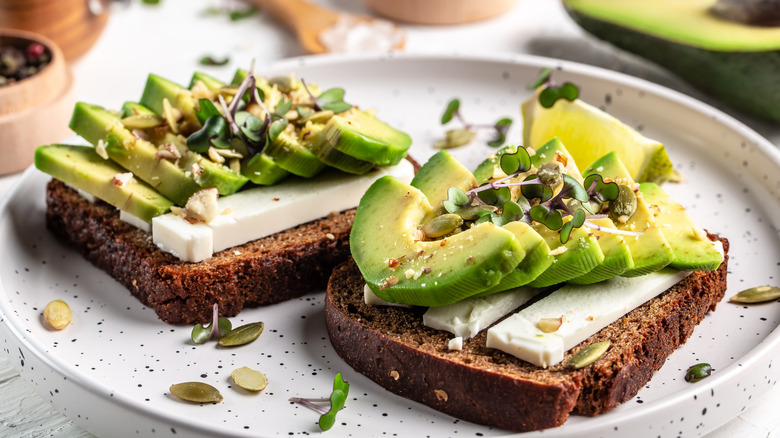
[248,0,405,54]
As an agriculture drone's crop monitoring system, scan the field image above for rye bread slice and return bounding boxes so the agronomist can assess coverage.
[324,236,729,432]
[45,178,354,324]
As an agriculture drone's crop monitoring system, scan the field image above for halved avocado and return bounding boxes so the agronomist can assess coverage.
[563,0,780,122]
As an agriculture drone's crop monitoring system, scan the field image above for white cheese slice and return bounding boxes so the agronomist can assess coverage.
[486,269,692,368]
[423,287,541,339]
[363,284,412,308]
[119,210,151,233]
[152,160,415,262]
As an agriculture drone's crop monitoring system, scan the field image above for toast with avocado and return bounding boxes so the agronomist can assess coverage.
[325,146,727,431]
[36,68,414,324]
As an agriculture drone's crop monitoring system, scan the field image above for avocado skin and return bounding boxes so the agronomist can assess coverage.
[564,3,780,123]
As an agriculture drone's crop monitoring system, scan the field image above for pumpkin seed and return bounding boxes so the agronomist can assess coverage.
[567,340,610,369]
[729,285,780,304]
[120,114,165,130]
[684,363,712,383]
[218,84,239,97]
[162,97,180,134]
[300,110,334,125]
[454,205,497,221]
[537,162,563,188]
[170,382,223,403]
[231,366,269,391]
[609,185,637,223]
[434,129,476,149]
[43,299,72,330]
[268,76,294,93]
[219,321,264,346]
[422,214,463,238]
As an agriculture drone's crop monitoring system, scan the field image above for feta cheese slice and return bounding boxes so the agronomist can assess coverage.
[423,287,541,339]
[152,160,415,262]
[486,269,692,367]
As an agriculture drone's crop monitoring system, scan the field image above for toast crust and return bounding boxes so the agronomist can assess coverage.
[45,178,354,324]
[324,236,729,432]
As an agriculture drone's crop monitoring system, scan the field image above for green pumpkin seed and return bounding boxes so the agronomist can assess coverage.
[422,213,464,238]
[268,76,294,93]
[170,382,223,403]
[729,285,780,304]
[231,366,269,391]
[219,321,264,346]
[537,162,563,188]
[120,114,165,130]
[300,110,334,125]
[567,340,610,369]
[434,129,476,149]
[609,185,637,223]
[454,205,497,221]
[684,363,712,383]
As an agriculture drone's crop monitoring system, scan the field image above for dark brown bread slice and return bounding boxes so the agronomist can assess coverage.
[324,235,729,432]
[45,178,354,324]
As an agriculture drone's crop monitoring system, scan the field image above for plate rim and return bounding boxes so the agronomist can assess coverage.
[1,51,779,437]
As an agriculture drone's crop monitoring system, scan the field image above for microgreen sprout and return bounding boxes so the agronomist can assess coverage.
[300,79,353,113]
[203,4,258,21]
[443,146,643,243]
[436,98,512,149]
[527,67,580,108]
[198,55,230,67]
[191,303,232,344]
[289,373,350,431]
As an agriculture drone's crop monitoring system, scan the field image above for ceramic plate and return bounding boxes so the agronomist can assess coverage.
[1,54,779,438]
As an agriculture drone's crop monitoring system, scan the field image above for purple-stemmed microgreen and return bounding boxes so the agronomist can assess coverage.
[443,146,643,243]
[436,98,513,149]
[527,67,580,108]
[289,373,350,431]
[191,303,232,344]
[300,79,353,114]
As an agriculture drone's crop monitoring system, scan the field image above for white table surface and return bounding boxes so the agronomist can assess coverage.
[1,0,778,436]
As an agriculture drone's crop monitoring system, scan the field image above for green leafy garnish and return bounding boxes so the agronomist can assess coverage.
[195,98,221,125]
[187,115,229,153]
[301,80,353,114]
[527,67,580,109]
[289,373,350,431]
[199,55,230,67]
[442,146,637,243]
[191,303,232,344]
[436,98,512,149]
[229,5,258,21]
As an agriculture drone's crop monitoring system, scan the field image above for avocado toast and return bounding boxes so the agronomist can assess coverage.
[36,68,414,324]
[325,78,728,431]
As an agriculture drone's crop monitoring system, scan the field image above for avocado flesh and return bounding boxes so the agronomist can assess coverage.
[639,182,724,271]
[584,152,675,277]
[314,110,412,168]
[138,74,249,195]
[475,221,553,295]
[351,176,526,307]
[69,102,201,206]
[264,130,326,178]
[242,153,289,185]
[411,150,476,214]
[120,101,156,118]
[189,71,224,93]
[527,224,605,288]
[531,138,634,284]
[563,0,780,122]
[35,144,173,222]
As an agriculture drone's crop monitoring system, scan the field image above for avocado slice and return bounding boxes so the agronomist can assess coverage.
[69,102,201,206]
[526,223,605,288]
[120,101,156,118]
[532,138,634,284]
[411,150,476,213]
[584,152,675,277]
[350,176,526,306]
[639,182,724,271]
[563,0,780,123]
[138,74,249,195]
[242,152,289,185]
[189,71,224,93]
[35,144,173,223]
[264,130,327,178]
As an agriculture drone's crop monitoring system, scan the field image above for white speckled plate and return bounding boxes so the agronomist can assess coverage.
[1,54,779,438]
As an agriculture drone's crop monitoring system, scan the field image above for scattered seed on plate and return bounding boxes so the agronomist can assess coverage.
[219,321,264,346]
[43,299,72,330]
[729,285,780,304]
[231,366,269,391]
[169,382,223,403]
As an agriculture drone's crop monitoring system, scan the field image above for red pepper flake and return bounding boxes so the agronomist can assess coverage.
[422,267,432,274]
[387,258,401,268]
[273,197,280,201]
[466,256,475,265]
[440,239,447,247]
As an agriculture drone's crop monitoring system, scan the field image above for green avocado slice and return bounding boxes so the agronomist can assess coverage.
[35,144,173,223]
[350,176,525,307]
[639,182,723,271]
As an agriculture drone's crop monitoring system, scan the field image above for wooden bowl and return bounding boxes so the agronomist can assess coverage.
[364,0,519,25]
[0,29,74,175]
[0,0,109,61]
